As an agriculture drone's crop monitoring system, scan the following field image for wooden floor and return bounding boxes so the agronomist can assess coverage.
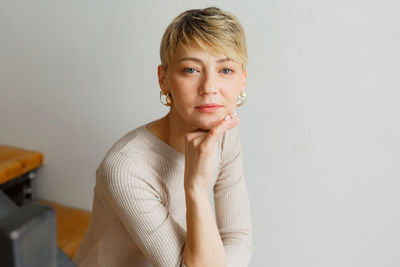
[38,200,91,259]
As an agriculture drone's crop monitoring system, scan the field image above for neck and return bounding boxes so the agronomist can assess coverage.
[168,108,204,154]
[148,109,199,154]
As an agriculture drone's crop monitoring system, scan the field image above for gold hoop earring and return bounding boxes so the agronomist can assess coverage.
[160,90,172,106]
[236,91,246,107]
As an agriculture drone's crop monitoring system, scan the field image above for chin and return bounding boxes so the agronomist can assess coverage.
[184,109,228,131]
[195,118,220,131]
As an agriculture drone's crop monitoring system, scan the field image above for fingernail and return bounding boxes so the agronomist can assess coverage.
[232,112,238,117]
[224,115,231,120]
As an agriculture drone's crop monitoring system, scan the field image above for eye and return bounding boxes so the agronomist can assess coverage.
[221,68,233,74]
[184,68,198,73]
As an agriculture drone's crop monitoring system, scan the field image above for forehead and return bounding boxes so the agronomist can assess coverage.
[172,41,232,63]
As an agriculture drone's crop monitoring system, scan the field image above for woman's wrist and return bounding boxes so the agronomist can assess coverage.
[183,177,225,267]
[184,179,208,193]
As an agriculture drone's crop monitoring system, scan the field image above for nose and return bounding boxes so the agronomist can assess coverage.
[199,71,218,95]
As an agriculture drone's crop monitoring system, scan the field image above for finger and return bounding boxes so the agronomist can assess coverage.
[202,114,237,148]
[227,120,240,132]
[186,113,239,144]
[227,114,240,130]
[186,130,207,138]
[219,113,240,132]
[187,127,208,134]
[185,113,238,140]
[185,129,208,142]
[221,113,240,132]
[192,117,237,148]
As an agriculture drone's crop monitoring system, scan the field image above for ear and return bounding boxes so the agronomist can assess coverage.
[158,65,168,91]
[242,68,247,89]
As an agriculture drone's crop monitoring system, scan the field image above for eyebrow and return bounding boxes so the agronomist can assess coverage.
[177,57,234,64]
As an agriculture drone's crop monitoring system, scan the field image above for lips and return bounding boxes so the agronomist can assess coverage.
[196,103,222,108]
[195,103,222,113]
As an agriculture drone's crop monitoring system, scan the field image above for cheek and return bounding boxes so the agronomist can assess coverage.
[222,86,242,110]
[169,77,198,98]
[167,80,195,107]
[223,82,242,99]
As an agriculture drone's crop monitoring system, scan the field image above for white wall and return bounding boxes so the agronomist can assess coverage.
[1,1,399,266]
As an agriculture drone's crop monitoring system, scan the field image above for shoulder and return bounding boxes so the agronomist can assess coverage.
[96,147,163,201]
[96,124,154,183]
[103,125,147,157]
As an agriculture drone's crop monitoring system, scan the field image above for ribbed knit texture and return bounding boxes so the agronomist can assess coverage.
[72,121,254,267]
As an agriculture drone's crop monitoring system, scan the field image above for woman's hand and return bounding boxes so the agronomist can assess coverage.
[184,113,240,189]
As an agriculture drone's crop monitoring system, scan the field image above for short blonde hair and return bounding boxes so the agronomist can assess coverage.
[160,7,247,71]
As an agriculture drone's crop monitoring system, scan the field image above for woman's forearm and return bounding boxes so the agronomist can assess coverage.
[183,182,226,267]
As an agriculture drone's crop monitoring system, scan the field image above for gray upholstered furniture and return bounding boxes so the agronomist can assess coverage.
[0,189,77,267]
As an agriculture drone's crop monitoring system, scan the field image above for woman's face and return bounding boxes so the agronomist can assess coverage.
[158,41,247,131]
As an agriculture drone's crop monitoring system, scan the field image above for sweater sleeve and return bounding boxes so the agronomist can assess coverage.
[214,127,255,267]
[98,152,186,267]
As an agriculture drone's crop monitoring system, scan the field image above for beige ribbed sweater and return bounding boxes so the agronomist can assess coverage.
[73,121,254,267]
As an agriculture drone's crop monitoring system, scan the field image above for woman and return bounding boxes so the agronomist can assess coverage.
[73,7,254,267]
